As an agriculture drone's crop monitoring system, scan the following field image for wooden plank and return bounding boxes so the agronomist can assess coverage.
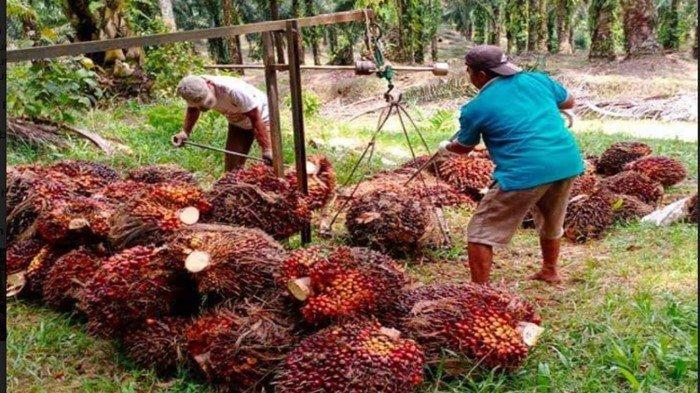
[206,63,438,72]
[286,20,311,244]
[262,32,285,177]
[7,9,372,63]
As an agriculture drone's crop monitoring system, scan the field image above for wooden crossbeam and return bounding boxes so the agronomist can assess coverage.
[7,9,372,63]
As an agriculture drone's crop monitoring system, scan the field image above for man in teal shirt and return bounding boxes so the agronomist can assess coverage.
[440,45,585,284]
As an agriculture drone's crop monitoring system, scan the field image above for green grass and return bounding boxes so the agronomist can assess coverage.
[7,100,698,392]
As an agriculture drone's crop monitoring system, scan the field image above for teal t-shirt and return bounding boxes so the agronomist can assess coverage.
[456,72,585,191]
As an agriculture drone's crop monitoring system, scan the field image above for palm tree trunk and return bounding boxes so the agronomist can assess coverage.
[588,0,616,60]
[222,0,243,71]
[396,0,406,61]
[304,0,321,65]
[620,0,661,57]
[158,0,176,31]
[431,35,438,61]
[489,5,502,45]
[535,0,548,52]
[527,0,538,50]
[270,0,286,64]
[292,0,305,64]
[556,0,574,54]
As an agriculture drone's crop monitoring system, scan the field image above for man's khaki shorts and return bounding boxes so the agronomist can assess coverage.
[467,178,575,247]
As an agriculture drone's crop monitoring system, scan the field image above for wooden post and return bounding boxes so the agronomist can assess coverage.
[262,32,284,177]
[286,20,311,244]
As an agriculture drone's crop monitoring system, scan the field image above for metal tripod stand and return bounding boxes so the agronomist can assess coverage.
[320,90,452,247]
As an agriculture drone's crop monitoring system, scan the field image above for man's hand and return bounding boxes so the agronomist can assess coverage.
[438,139,475,155]
[438,140,453,153]
[171,131,189,147]
[262,150,274,166]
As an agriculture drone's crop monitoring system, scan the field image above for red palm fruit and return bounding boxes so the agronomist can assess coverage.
[395,283,539,371]
[563,193,614,243]
[400,152,453,176]
[601,170,664,206]
[437,155,495,199]
[108,182,211,249]
[47,160,120,195]
[686,193,698,224]
[624,156,687,187]
[126,164,198,186]
[280,246,408,324]
[604,193,654,223]
[186,296,299,388]
[275,318,425,393]
[208,165,311,240]
[36,197,114,245]
[92,180,144,203]
[285,154,336,210]
[167,224,284,300]
[19,245,68,297]
[570,174,600,198]
[78,245,190,337]
[449,308,529,370]
[42,246,107,311]
[346,189,442,256]
[7,177,76,244]
[7,238,44,274]
[121,316,189,375]
[596,141,652,176]
[6,164,45,215]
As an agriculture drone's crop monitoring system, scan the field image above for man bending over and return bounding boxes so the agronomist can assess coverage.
[172,75,272,170]
[440,45,584,284]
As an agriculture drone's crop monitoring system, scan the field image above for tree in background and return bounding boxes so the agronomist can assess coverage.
[620,0,660,57]
[588,0,617,59]
[505,0,529,53]
[534,0,548,52]
[556,0,576,53]
[221,0,244,66]
[304,0,322,65]
[158,0,176,30]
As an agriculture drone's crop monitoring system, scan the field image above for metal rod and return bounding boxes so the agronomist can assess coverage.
[205,64,439,72]
[8,9,373,63]
[181,140,266,162]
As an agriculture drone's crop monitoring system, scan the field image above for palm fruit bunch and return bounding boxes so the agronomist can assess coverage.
[6,238,44,274]
[185,296,299,388]
[126,164,198,185]
[36,197,114,245]
[279,246,408,324]
[208,164,311,240]
[584,156,599,175]
[624,156,687,187]
[6,164,45,214]
[600,171,664,206]
[42,246,107,311]
[121,316,190,375]
[7,176,76,244]
[570,174,600,198]
[109,182,211,248]
[563,193,614,243]
[394,283,540,371]
[437,155,495,199]
[16,245,68,297]
[345,189,442,256]
[78,245,190,337]
[596,141,652,176]
[685,193,698,224]
[47,159,120,195]
[167,224,284,300]
[275,318,425,393]
[605,193,654,223]
[92,180,144,203]
[285,154,336,210]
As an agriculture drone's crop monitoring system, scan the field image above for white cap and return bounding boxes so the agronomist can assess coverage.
[177,76,215,107]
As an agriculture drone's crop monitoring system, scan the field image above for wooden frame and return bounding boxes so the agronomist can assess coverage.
[6,9,373,244]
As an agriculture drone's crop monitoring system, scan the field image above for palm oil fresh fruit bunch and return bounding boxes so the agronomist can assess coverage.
[285,154,336,210]
[185,295,300,389]
[275,318,424,393]
[395,283,540,371]
[345,189,443,257]
[208,164,311,240]
[596,141,652,176]
[280,245,408,324]
[624,156,687,187]
[168,224,284,300]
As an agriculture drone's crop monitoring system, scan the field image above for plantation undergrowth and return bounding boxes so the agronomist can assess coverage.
[7,99,698,392]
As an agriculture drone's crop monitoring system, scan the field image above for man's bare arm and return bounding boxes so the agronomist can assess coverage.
[183,107,201,135]
[243,107,272,157]
[446,141,475,155]
[558,94,575,110]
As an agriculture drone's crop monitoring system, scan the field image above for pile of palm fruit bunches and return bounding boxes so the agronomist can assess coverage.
[5,140,696,391]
